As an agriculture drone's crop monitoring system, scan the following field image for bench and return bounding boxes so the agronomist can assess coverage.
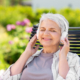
[29,25,80,57]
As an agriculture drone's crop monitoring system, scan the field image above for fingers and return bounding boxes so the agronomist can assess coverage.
[30,34,37,43]
[32,38,37,47]
[65,37,70,45]
[60,37,70,52]
[61,39,66,45]
[35,45,40,51]
[28,34,37,48]
[60,46,63,50]
[61,37,69,46]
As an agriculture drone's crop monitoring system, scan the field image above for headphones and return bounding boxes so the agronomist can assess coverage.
[36,15,69,43]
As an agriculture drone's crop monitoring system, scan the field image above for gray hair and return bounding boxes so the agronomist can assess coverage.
[38,13,69,36]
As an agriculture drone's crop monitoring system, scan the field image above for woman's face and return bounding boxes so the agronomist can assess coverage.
[38,19,61,47]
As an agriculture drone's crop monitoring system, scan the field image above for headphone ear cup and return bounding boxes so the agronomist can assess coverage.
[60,32,68,43]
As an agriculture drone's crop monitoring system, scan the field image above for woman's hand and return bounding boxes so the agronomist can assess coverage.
[59,37,70,78]
[24,34,39,58]
[10,34,39,76]
[59,37,70,59]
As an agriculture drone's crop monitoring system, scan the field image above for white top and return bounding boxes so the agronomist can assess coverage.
[3,48,80,80]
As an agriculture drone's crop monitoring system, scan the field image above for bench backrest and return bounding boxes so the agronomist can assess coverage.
[29,25,80,57]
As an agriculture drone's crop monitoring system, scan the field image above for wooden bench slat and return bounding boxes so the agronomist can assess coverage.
[30,26,80,57]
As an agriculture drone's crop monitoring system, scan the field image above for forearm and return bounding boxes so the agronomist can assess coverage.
[11,51,30,76]
[59,57,69,79]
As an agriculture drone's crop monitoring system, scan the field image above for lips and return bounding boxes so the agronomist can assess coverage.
[42,38,52,41]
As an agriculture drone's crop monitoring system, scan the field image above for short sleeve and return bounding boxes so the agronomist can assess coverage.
[3,64,22,80]
[56,54,80,80]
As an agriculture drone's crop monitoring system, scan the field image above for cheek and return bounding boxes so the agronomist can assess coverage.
[38,32,42,40]
[52,33,61,40]
[52,32,59,36]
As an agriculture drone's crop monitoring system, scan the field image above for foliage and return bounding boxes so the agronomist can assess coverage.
[0,6,80,70]
[0,19,32,69]
[0,6,80,27]
[59,8,80,27]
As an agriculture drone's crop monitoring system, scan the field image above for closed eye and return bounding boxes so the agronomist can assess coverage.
[40,29,56,32]
[50,30,56,32]
[40,30,45,31]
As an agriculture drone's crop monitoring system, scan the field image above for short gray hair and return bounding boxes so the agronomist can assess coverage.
[38,13,69,35]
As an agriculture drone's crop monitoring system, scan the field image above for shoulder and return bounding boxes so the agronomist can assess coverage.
[67,51,79,59]
[67,51,79,67]
[25,50,42,66]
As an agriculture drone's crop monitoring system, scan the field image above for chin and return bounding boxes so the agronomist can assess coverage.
[41,43,52,47]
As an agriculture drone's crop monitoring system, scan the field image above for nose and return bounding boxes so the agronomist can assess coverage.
[44,30,49,35]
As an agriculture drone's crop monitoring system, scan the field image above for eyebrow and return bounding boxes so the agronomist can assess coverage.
[40,27,56,29]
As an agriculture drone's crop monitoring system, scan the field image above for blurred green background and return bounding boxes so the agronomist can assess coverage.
[0,0,80,70]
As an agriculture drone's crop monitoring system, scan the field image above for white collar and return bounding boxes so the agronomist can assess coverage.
[32,48,60,58]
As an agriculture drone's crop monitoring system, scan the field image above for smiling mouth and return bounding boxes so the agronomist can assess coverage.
[42,38,52,41]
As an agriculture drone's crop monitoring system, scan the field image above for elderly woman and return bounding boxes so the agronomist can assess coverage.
[3,13,79,80]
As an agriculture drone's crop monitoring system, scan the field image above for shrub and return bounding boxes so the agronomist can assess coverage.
[1,6,80,27]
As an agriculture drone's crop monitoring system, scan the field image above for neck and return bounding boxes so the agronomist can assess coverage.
[42,45,59,54]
